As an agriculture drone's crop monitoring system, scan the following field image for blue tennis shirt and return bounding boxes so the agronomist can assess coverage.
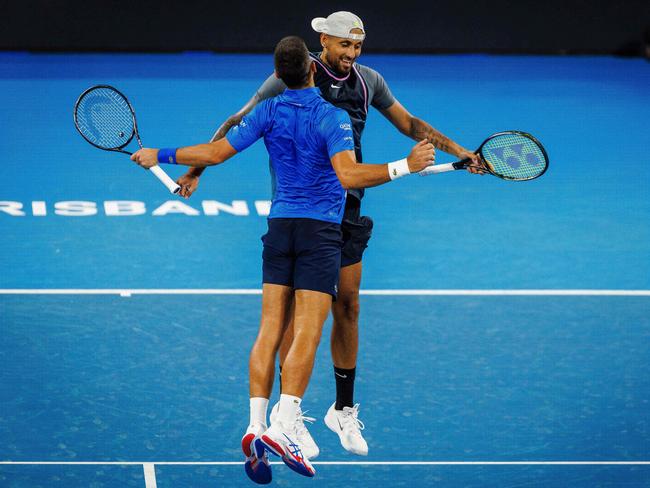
[226,87,355,223]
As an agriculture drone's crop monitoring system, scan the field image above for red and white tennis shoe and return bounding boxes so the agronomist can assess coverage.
[241,424,272,484]
[259,421,315,478]
[270,402,320,459]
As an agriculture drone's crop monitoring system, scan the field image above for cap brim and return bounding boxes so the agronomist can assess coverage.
[311,17,327,33]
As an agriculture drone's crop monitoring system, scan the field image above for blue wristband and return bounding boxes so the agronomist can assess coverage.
[157,148,178,165]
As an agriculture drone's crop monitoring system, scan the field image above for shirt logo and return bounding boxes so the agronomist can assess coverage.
[331,84,341,89]
[340,123,351,130]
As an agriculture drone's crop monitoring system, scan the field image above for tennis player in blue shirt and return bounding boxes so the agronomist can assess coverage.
[177,12,486,463]
[132,36,434,483]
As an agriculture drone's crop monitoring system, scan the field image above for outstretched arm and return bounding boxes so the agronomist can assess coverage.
[331,140,435,190]
[178,73,287,197]
[132,97,272,170]
[131,138,238,169]
[380,101,485,174]
[177,95,259,196]
[186,95,258,175]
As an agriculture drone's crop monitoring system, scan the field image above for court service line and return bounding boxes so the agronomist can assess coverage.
[1,289,649,296]
[143,463,157,488]
[1,461,649,466]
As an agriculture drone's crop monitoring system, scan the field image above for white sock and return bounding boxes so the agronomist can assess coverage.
[249,397,269,428]
[277,393,301,426]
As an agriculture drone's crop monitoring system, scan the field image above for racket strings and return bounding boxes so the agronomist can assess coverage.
[482,134,546,180]
[75,88,134,149]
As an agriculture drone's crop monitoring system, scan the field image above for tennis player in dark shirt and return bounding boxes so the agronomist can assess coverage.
[176,11,484,458]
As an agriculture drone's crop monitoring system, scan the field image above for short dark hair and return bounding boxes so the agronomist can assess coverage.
[274,36,311,89]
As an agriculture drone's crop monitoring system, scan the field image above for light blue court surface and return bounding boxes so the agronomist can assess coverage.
[1,53,649,486]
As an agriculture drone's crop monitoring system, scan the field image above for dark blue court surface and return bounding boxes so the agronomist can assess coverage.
[1,52,649,486]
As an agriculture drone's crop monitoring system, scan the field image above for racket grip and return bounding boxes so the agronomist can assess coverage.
[149,165,181,194]
[418,163,455,176]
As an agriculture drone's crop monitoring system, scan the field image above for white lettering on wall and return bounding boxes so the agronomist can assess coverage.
[255,200,271,216]
[32,201,47,216]
[54,201,97,217]
[0,200,273,217]
[0,201,25,216]
[104,201,147,216]
[202,200,250,216]
[152,201,200,216]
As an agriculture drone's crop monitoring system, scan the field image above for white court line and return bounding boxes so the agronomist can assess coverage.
[1,289,649,296]
[143,463,157,488]
[1,461,649,465]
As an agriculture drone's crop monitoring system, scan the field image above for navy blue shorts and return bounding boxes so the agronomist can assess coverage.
[262,218,342,298]
[341,197,373,267]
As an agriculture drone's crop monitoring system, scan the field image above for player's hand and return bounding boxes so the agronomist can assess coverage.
[177,172,200,199]
[458,150,487,175]
[406,139,435,173]
[131,149,159,169]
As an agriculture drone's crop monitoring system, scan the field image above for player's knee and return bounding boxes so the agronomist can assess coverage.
[291,331,322,356]
[252,333,280,352]
[336,291,360,322]
[255,322,285,349]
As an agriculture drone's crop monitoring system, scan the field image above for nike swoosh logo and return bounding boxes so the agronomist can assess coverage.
[337,418,343,430]
[335,372,347,378]
[331,84,341,89]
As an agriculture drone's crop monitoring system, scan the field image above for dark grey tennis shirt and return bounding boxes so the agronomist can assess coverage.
[252,52,396,201]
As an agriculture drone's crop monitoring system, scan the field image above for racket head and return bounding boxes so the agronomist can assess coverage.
[477,131,549,181]
[73,85,138,153]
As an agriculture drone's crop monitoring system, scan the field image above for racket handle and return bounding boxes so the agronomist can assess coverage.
[418,163,455,176]
[150,165,181,194]
[418,158,471,176]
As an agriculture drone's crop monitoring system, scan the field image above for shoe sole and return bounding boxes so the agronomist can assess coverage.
[242,434,272,484]
[260,435,315,478]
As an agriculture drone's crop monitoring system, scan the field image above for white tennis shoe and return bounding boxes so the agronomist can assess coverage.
[324,403,368,456]
[259,420,315,478]
[270,402,319,459]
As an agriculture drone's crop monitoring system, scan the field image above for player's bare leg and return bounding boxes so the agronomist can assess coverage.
[273,296,319,459]
[280,289,331,396]
[324,260,368,455]
[245,283,292,484]
[278,262,361,372]
[260,289,331,477]
[278,297,294,375]
[330,261,362,370]
[249,284,293,398]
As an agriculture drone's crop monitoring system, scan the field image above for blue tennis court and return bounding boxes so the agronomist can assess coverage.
[1,52,649,487]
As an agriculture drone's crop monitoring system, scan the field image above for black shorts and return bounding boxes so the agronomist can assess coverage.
[262,218,342,298]
[340,197,373,268]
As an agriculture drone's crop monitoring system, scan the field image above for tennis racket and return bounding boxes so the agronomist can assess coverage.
[419,131,548,181]
[73,85,180,194]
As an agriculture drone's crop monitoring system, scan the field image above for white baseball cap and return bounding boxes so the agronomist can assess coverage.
[311,11,365,41]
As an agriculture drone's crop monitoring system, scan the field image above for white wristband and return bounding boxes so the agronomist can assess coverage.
[387,158,410,180]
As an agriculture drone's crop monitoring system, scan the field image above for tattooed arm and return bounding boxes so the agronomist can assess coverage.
[177,95,259,197]
[177,72,287,197]
[380,100,485,173]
